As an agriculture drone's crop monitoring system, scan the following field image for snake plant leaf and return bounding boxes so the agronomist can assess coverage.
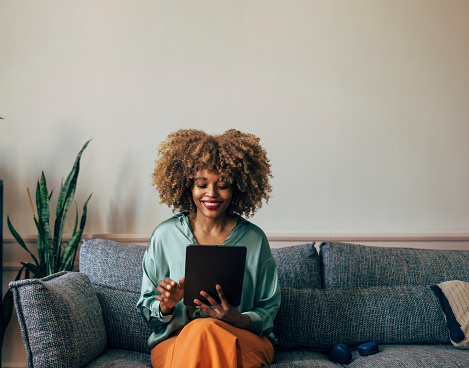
[34,215,50,273]
[56,140,91,215]
[59,193,92,271]
[21,261,40,276]
[72,202,79,235]
[36,175,54,274]
[36,173,50,223]
[53,139,91,264]
[68,203,80,269]
[7,216,39,266]
[21,261,46,279]
[36,219,45,266]
[60,231,81,271]
[58,203,79,271]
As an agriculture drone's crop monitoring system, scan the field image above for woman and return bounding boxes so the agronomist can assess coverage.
[137,129,281,368]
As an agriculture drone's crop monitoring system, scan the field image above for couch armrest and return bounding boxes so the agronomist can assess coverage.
[9,271,107,368]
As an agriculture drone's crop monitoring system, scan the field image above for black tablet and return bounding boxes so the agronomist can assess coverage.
[183,245,247,307]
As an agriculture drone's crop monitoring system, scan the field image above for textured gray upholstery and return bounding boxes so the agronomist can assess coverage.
[321,241,469,289]
[80,238,146,293]
[83,350,151,368]
[270,350,340,367]
[274,286,449,350]
[80,239,152,353]
[346,345,469,368]
[11,239,469,367]
[10,272,107,368]
[271,242,321,289]
[93,285,151,353]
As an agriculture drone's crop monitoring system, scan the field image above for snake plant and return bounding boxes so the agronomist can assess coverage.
[2,140,92,341]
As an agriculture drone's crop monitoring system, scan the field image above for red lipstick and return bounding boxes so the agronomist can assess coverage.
[202,201,223,210]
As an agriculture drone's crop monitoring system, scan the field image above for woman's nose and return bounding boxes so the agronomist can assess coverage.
[206,185,218,197]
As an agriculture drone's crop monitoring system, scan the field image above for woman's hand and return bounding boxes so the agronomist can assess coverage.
[194,285,251,329]
[155,277,185,315]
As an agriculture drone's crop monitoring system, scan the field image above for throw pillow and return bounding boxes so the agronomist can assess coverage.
[10,271,107,368]
[431,280,469,349]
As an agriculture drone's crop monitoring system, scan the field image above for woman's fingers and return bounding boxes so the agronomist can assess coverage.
[199,291,221,309]
[193,298,214,314]
[195,286,245,326]
[161,277,176,290]
[215,284,229,306]
[178,278,185,291]
[156,286,169,298]
[158,279,170,293]
[156,278,184,304]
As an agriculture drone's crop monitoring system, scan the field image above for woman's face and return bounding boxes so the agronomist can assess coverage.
[192,169,232,220]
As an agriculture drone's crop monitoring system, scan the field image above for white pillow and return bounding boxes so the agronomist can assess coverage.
[431,280,469,349]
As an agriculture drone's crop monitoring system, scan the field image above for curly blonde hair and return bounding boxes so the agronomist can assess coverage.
[152,129,272,217]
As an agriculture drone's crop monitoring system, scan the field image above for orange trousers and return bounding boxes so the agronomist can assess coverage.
[151,318,274,368]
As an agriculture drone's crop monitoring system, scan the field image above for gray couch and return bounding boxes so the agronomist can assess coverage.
[10,239,469,367]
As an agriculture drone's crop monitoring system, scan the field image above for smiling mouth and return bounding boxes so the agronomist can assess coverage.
[202,201,223,210]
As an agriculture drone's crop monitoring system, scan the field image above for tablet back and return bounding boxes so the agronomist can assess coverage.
[184,245,247,307]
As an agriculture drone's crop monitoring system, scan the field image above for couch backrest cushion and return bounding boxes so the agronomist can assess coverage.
[271,242,321,289]
[9,272,107,368]
[80,239,151,352]
[79,239,321,351]
[81,239,320,291]
[321,242,469,289]
[274,285,449,350]
[80,239,146,293]
[93,285,153,353]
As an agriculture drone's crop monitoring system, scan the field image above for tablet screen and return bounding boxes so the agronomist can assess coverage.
[183,245,247,307]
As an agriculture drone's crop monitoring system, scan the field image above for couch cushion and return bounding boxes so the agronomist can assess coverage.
[80,239,146,293]
[83,349,151,368]
[271,242,321,289]
[346,344,469,368]
[270,350,340,367]
[321,242,469,289]
[10,271,107,368]
[273,286,449,350]
[80,239,152,352]
[93,285,152,353]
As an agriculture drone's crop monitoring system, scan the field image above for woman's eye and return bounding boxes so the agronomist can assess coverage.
[196,184,207,188]
[218,185,228,190]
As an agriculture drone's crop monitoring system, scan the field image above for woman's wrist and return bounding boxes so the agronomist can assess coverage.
[159,303,174,316]
[234,313,251,330]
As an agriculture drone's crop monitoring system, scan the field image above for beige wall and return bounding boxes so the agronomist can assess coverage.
[1,1,469,366]
[1,0,469,237]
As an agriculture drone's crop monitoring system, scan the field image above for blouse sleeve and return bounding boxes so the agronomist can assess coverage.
[243,236,281,337]
[136,236,174,328]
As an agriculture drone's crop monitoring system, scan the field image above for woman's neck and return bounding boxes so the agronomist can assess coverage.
[189,213,236,245]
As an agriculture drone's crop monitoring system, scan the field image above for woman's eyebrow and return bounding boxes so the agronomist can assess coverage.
[194,177,208,181]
